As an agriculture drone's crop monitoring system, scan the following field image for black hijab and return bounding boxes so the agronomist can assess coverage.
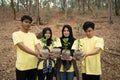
[60,24,76,50]
[42,27,53,46]
[60,25,76,70]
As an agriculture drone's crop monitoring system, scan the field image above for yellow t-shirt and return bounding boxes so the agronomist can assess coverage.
[53,38,62,48]
[72,36,104,75]
[72,39,82,50]
[55,38,74,72]
[37,39,54,69]
[12,31,39,71]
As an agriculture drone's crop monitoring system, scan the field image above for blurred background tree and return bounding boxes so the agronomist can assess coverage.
[0,0,120,24]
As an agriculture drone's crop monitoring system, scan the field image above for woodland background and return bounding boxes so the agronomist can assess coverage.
[0,0,120,80]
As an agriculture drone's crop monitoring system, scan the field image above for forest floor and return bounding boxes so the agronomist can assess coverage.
[0,8,120,80]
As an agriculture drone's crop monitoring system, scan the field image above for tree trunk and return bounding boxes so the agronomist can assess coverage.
[109,0,113,24]
[77,0,81,14]
[28,0,32,15]
[1,0,4,7]
[11,0,16,20]
[82,0,85,14]
[36,0,41,25]
[61,0,66,12]
[61,0,67,19]
[115,0,119,16]
[96,0,101,9]
[87,0,92,12]
[16,0,19,12]
[64,0,67,19]
[119,0,120,15]
[118,0,120,9]
[26,0,29,11]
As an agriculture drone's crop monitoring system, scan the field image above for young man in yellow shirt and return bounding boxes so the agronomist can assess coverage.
[81,21,104,80]
[72,21,104,80]
[12,15,42,80]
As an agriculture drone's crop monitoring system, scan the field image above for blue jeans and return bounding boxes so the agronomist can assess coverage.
[60,72,74,80]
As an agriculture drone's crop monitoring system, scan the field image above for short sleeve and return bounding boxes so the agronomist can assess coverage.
[53,38,62,47]
[33,34,39,45]
[12,32,22,45]
[95,38,104,50]
[72,39,83,50]
[71,40,78,50]
[38,39,44,48]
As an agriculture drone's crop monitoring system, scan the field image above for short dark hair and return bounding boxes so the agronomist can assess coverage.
[83,21,95,31]
[21,15,32,23]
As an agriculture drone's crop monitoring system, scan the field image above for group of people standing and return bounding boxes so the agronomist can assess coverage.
[12,15,104,80]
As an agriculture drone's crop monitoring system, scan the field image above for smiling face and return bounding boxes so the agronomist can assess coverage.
[21,19,31,32]
[85,27,94,38]
[45,30,51,39]
[63,27,70,37]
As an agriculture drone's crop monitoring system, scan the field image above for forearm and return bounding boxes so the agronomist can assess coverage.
[17,42,37,56]
[35,43,41,53]
[87,47,101,56]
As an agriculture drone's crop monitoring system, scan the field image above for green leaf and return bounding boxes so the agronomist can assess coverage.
[62,38,69,49]
[41,38,47,44]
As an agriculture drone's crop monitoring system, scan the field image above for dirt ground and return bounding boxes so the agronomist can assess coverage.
[0,9,120,80]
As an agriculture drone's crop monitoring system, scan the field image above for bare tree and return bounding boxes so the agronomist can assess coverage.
[87,0,92,12]
[77,0,81,14]
[109,0,113,23]
[11,0,16,20]
[16,0,20,12]
[19,0,28,11]
[1,0,4,7]
[82,0,85,14]
[60,0,67,19]
[96,0,102,9]
[61,0,66,12]
[64,0,67,19]
[26,0,29,11]
[28,0,32,15]
[115,0,120,16]
[36,0,41,25]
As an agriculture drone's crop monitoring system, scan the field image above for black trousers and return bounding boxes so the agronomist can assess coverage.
[16,68,37,80]
[82,73,100,80]
[37,69,54,80]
